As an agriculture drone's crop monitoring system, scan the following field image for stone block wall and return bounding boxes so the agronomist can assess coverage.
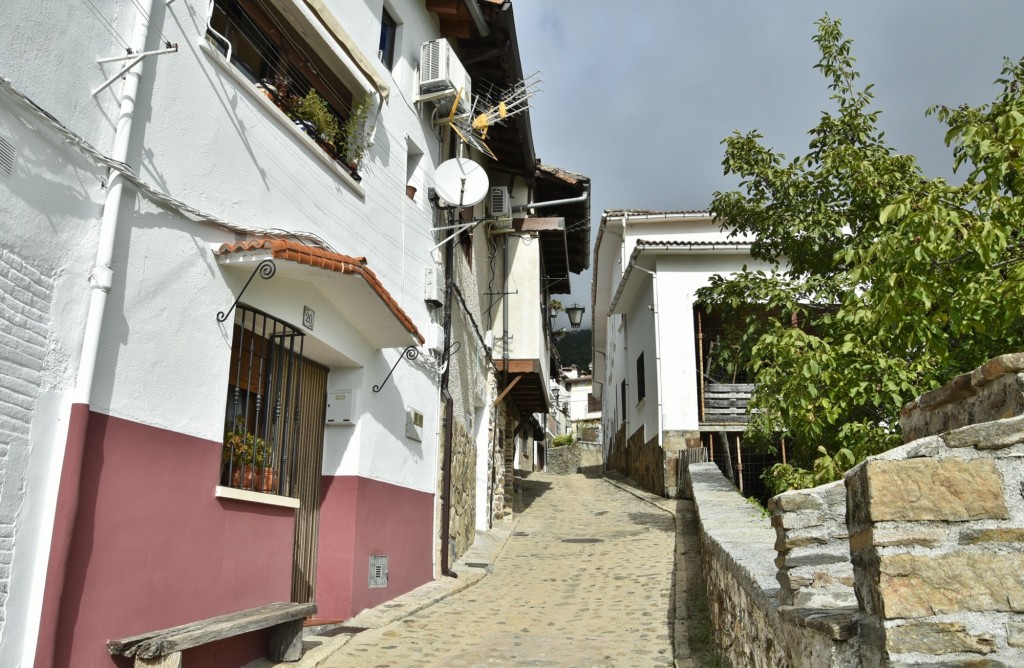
[577,442,604,474]
[687,464,861,667]
[690,353,1024,667]
[629,430,665,497]
[846,352,1024,666]
[447,418,477,563]
[770,481,855,609]
[546,444,580,475]
[607,423,627,475]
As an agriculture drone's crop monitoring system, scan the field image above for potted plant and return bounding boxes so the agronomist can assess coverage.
[293,89,340,155]
[338,97,372,175]
[222,419,267,489]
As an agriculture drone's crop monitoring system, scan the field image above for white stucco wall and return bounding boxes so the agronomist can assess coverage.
[0,0,464,657]
[621,278,657,443]
[655,253,774,433]
[499,233,545,372]
[0,90,102,668]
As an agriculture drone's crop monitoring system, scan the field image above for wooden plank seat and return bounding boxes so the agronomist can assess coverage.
[108,601,316,667]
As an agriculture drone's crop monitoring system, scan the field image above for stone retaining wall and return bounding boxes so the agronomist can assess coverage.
[689,353,1024,666]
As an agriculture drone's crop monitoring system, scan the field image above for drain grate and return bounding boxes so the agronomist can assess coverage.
[514,532,530,537]
[464,562,489,568]
[562,538,603,544]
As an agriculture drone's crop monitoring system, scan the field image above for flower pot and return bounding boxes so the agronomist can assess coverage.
[256,467,278,494]
[406,185,417,200]
[230,465,256,489]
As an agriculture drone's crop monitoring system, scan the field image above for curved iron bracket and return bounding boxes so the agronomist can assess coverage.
[373,346,420,393]
[217,259,276,323]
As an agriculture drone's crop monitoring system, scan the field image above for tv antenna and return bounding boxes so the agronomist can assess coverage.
[448,72,543,161]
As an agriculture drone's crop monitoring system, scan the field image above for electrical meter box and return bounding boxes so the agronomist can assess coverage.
[326,389,357,426]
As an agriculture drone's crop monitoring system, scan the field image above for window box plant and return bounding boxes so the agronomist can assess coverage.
[222,420,267,490]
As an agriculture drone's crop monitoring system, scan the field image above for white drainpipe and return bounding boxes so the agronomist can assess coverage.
[75,2,153,402]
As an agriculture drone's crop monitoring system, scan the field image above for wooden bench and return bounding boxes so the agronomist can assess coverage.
[108,601,316,667]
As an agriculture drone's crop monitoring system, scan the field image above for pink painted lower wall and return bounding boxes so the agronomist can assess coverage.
[315,476,434,621]
[51,412,295,668]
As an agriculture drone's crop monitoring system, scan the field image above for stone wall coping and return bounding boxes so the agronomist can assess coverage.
[689,463,780,607]
[902,352,1024,417]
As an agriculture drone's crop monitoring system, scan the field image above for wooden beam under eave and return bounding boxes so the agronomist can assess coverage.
[440,19,474,39]
[426,0,461,15]
[495,358,542,375]
[492,375,522,406]
[516,217,565,232]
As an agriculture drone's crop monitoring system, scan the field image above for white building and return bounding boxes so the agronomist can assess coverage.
[0,1,585,666]
[591,210,774,497]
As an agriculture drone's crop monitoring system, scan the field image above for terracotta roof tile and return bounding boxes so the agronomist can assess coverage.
[217,238,423,344]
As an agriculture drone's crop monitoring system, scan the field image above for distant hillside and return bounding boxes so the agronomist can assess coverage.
[555,329,592,371]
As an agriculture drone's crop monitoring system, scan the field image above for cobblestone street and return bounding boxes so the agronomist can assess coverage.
[317,473,680,667]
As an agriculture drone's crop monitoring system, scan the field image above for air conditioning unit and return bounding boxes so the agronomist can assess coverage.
[488,187,510,218]
[420,39,471,108]
[424,265,443,307]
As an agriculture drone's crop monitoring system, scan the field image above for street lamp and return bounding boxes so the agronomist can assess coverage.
[565,303,585,329]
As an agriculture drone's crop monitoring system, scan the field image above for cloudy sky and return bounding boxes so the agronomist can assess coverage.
[512,1,1024,324]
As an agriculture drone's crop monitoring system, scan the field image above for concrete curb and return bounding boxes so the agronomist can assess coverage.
[248,518,520,668]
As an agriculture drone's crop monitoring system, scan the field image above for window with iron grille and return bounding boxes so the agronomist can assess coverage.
[223,306,306,497]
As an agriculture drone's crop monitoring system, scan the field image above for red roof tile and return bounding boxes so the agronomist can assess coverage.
[217,238,424,344]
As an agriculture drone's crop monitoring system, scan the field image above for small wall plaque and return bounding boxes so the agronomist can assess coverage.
[303,305,315,330]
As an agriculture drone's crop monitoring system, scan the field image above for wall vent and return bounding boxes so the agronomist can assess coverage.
[368,555,388,588]
[0,136,15,177]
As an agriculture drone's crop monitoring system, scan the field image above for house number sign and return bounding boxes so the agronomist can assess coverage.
[303,306,315,331]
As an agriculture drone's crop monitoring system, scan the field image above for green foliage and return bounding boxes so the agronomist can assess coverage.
[339,97,372,168]
[294,89,340,142]
[223,418,266,467]
[699,15,1024,491]
[554,328,592,370]
[552,434,574,448]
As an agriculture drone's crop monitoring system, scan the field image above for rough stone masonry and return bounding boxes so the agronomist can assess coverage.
[691,352,1024,667]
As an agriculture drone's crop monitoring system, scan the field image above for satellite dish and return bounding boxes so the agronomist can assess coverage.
[433,158,489,208]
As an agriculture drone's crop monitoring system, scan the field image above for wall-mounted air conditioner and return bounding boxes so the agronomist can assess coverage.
[488,187,510,218]
[420,39,471,109]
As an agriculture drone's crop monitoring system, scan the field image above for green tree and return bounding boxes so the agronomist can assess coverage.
[698,16,1024,492]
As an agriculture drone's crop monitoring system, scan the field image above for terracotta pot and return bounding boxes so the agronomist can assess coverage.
[256,467,278,494]
[230,465,256,489]
[406,185,417,200]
